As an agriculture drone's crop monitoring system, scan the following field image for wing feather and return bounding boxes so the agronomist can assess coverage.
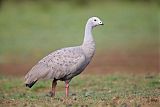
[25,46,86,83]
[25,62,50,84]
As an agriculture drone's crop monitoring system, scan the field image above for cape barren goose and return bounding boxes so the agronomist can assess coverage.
[25,17,103,97]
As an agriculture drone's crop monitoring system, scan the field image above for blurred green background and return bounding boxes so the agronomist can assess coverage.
[0,0,159,75]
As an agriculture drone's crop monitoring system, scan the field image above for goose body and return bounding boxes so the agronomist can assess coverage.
[25,17,103,97]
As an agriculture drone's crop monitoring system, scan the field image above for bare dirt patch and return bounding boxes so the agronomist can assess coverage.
[0,50,159,76]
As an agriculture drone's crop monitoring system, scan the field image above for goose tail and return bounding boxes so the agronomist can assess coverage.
[25,80,37,88]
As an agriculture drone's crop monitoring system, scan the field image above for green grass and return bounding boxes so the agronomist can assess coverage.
[0,74,160,107]
[0,1,159,63]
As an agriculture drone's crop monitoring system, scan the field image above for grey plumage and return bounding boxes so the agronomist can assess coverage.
[25,46,88,84]
[25,17,103,96]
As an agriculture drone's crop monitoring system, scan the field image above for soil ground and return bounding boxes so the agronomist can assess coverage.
[0,50,159,76]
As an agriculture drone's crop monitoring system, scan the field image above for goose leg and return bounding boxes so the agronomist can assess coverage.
[50,80,57,97]
[65,81,69,97]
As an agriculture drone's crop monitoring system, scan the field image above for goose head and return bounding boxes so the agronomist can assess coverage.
[87,17,104,27]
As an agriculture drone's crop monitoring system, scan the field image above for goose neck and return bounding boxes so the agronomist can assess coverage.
[83,22,94,44]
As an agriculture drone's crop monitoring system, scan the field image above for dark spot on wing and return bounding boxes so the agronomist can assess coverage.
[65,64,68,66]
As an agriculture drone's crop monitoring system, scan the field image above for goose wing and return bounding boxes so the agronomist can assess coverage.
[25,46,86,83]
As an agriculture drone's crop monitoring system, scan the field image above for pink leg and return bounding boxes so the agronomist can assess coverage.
[65,81,69,97]
[50,80,57,97]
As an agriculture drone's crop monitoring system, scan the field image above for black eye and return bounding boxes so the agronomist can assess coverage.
[94,19,97,21]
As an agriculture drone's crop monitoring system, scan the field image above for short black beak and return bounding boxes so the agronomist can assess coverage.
[101,23,104,25]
